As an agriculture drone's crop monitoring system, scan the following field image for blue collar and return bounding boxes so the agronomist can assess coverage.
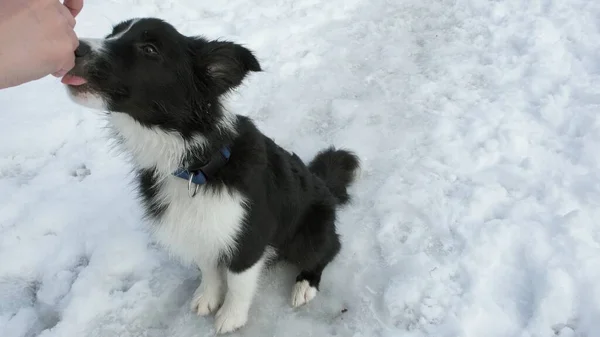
[173,147,231,186]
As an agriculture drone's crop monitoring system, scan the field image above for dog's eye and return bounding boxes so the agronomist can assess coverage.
[140,44,158,56]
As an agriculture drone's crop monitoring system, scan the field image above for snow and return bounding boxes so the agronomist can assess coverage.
[1,0,600,336]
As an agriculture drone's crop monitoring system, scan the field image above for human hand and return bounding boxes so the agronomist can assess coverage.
[0,0,83,89]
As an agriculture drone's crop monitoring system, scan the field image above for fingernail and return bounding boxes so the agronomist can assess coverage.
[52,69,68,77]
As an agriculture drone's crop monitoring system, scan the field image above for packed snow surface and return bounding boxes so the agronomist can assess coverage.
[1,0,600,336]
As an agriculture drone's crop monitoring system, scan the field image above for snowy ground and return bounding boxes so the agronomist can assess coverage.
[2,0,600,336]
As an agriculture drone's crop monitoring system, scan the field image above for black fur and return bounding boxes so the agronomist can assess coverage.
[68,18,359,296]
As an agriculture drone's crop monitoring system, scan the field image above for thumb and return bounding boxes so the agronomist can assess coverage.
[63,0,84,18]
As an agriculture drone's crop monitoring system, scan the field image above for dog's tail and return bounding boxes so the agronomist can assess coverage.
[308,147,361,205]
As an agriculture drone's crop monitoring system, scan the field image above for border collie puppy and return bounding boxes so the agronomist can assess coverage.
[62,18,360,334]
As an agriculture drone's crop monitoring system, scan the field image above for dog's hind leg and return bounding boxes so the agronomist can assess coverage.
[286,202,342,308]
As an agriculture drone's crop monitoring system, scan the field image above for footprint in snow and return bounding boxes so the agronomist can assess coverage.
[71,164,91,181]
[552,323,577,336]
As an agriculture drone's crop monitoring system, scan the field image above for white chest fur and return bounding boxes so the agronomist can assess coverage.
[150,176,247,267]
[107,112,246,267]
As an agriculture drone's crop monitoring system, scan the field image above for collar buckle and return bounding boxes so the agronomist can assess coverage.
[188,172,200,198]
[174,146,231,198]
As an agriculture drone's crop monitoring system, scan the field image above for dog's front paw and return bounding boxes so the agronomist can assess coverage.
[214,299,249,334]
[191,287,224,316]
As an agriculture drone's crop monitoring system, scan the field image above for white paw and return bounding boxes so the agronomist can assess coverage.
[214,300,249,334]
[190,287,224,316]
[291,280,318,307]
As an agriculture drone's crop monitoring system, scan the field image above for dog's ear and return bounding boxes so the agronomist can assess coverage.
[194,39,261,94]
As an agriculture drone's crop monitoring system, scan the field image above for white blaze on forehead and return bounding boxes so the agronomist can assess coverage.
[107,19,140,40]
[77,18,140,53]
[79,38,105,53]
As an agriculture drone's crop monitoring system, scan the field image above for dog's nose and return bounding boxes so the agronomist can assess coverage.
[75,40,92,58]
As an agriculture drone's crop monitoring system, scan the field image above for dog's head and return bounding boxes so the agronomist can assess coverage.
[63,18,261,134]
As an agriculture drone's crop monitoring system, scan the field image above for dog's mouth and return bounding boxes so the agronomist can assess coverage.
[61,74,88,86]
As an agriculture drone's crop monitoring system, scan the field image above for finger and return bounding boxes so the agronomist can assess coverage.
[57,55,76,75]
[54,39,77,78]
[67,26,80,50]
[63,0,84,18]
[57,3,76,28]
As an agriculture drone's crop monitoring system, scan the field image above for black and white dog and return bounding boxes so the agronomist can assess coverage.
[62,18,359,334]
